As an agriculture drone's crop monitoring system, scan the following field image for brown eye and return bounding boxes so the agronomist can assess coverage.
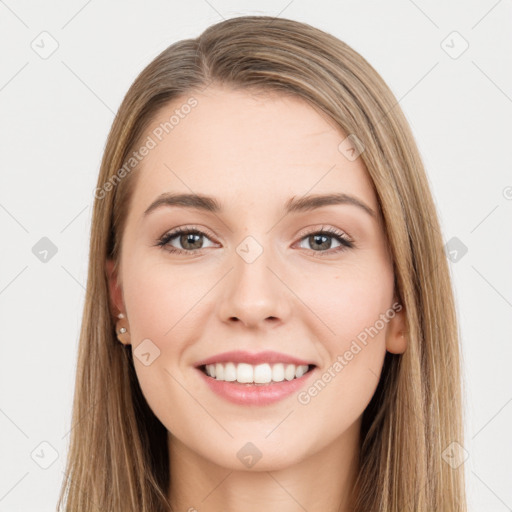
[306,233,334,251]
[296,227,353,256]
[157,227,216,254]
[177,232,204,250]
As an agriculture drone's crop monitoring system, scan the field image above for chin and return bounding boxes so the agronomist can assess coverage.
[194,437,310,473]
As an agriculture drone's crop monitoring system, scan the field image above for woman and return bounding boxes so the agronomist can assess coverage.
[58,15,467,511]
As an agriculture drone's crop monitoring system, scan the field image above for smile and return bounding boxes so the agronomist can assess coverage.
[196,363,317,406]
[201,362,314,384]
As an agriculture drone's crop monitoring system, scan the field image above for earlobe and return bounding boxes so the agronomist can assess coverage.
[385,304,408,355]
[106,258,131,345]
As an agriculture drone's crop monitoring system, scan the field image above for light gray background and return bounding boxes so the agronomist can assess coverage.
[1,1,511,510]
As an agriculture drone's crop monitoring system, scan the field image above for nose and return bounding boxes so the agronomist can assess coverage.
[217,243,291,329]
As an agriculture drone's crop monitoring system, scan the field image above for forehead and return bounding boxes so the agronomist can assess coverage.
[127,86,377,219]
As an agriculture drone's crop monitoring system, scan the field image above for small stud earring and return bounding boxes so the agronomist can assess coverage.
[118,313,125,319]
[119,327,127,334]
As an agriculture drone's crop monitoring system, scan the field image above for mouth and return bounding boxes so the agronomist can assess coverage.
[198,362,317,386]
[196,361,318,406]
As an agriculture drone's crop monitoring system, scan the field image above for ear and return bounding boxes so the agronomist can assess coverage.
[106,258,125,317]
[385,301,408,354]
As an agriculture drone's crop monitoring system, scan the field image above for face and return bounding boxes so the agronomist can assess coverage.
[107,86,406,471]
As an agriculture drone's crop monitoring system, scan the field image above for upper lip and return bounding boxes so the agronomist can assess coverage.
[194,350,316,368]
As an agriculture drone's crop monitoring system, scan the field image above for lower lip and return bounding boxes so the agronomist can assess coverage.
[196,366,316,406]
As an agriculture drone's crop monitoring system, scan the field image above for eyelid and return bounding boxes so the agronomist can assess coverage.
[159,224,352,243]
[294,224,353,243]
[156,223,355,254]
[164,224,218,240]
[157,225,219,248]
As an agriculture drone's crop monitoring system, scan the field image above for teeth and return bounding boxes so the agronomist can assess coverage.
[284,363,296,381]
[204,362,311,384]
[237,363,253,383]
[254,363,272,383]
[224,362,237,382]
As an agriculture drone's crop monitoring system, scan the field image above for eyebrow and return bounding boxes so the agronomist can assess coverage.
[143,192,376,218]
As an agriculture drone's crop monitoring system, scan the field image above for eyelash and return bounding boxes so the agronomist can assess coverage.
[155,225,354,258]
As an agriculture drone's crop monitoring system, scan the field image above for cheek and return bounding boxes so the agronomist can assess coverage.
[123,259,209,342]
[293,260,393,405]
[121,259,211,431]
[299,259,394,346]
[296,341,386,449]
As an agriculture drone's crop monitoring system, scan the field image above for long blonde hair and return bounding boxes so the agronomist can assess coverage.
[58,15,467,511]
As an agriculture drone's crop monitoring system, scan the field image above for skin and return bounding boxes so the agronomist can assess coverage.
[106,85,407,512]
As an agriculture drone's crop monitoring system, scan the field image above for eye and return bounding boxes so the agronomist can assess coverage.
[295,226,354,256]
[155,224,354,256]
[156,226,217,254]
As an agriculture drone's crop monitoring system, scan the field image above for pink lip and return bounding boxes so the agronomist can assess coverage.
[196,365,317,406]
[194,350,314,367]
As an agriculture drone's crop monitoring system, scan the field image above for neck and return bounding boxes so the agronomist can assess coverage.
[167,420,361,512]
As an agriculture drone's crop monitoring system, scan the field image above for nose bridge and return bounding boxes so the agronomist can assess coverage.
[218,232,290,327]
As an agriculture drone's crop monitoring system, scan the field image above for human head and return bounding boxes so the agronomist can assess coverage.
[59,16,466,511]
